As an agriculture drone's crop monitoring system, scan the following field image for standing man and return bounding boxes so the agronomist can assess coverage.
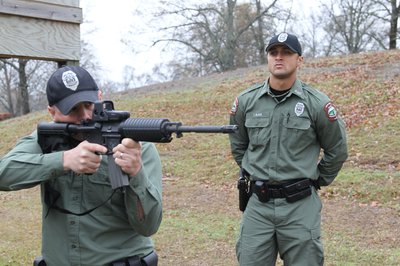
[229,33,348,265]
[0,66,162,266]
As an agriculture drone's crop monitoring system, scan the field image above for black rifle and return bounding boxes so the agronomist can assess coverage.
[38,100,238,189]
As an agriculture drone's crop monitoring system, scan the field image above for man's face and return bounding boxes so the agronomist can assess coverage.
[48,102,95,124]
[267,45,303,79]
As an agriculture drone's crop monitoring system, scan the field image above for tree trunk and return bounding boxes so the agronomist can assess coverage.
[255,0,266,64]
[224,0,237,71]
[389,0,399,49]
[17,59,30,115]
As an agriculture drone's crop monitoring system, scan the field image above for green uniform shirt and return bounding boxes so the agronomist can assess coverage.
[0,131,163,266]
[229,79,348,185]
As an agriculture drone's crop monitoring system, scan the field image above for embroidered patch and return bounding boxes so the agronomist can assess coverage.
[62,70,79,91]
[324,102,338,122]
[295,102,305,116]
[230,97,239,115]
[278,33,288,42]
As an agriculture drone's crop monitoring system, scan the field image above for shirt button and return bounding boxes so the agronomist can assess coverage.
[71,244,76,249]
[70,221,75,225]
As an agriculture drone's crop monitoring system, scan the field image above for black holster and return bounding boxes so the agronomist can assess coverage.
[237,168,250,212]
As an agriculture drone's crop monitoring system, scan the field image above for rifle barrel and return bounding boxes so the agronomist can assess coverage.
[172,125,238,133]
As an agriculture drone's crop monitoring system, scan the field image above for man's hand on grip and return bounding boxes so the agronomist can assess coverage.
[63,141,107,174]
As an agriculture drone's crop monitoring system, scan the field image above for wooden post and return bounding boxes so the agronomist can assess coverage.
[0,0,82,65]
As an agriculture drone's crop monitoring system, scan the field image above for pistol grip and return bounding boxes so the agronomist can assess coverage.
[107,154,130,189]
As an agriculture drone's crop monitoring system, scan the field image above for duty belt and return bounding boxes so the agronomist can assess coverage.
[34,251,158,266]
[251,178,316,203]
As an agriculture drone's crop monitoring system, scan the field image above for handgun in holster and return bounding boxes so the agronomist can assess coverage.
[237,168,250,212]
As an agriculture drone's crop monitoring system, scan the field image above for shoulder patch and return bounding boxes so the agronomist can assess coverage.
[230,97,239,115]
[324,102,338,122]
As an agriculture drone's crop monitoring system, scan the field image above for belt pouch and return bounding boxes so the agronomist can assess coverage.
[141,251,158,266]
[285,187,311,203]
[283,179,312,203]
[127,256,141,266]
[283,179,310,195]
[254,181,270,202]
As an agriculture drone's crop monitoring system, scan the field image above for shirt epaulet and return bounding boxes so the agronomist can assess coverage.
[301,82,331,106]
[239,81,265,97]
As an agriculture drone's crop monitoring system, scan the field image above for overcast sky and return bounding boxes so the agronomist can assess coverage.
[80,0,140,82]
[79,0,319,84]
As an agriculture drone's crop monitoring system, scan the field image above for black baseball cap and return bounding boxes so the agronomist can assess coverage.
[265,32,302,56]
[46,66,99,115]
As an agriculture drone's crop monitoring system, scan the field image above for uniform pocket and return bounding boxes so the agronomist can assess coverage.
[283,115,311,130]
[245,115,271,147]
[282,116,314,149]
[85,163,125,216]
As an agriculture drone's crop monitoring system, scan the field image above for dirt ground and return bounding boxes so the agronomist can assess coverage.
[322,198,400,250]
[159,176,400,265]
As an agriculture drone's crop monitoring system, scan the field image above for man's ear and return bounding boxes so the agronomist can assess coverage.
[47,106,56,117]
[297,56,304,67]
[98,90,103,101]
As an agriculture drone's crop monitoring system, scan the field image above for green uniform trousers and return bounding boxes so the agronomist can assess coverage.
[236,187,324,266]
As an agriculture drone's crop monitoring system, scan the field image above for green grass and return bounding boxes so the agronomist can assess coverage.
[330,168,400,207]
[324,231,400,266]
[1,50,400,265]
[0,187,42,266]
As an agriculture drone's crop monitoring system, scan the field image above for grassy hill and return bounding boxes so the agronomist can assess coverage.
[0,50,399,265]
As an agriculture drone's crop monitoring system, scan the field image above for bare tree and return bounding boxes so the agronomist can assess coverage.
[148,0,280,76]
[298,14,324,57]
[234,1,283,67]
[0,59,31,115]
[0,61,17,115]
[28,61,57,111]
[253,0,267,64]
[388,0,400,48]
[0,58,57,115]
[16,59,30,115]
[371,0,400,49]
[321,0,384,54]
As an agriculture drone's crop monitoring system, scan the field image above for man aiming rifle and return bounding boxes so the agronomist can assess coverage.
[37,100,237,190]
[0,66,236,266]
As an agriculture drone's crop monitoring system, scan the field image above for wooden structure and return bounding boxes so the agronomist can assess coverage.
[0,0,82,65]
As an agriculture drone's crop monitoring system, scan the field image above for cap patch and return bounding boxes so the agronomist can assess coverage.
[278,33,288,42]
[324,102,338,121]
[62,70,79,91]
[230,97,239,115]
